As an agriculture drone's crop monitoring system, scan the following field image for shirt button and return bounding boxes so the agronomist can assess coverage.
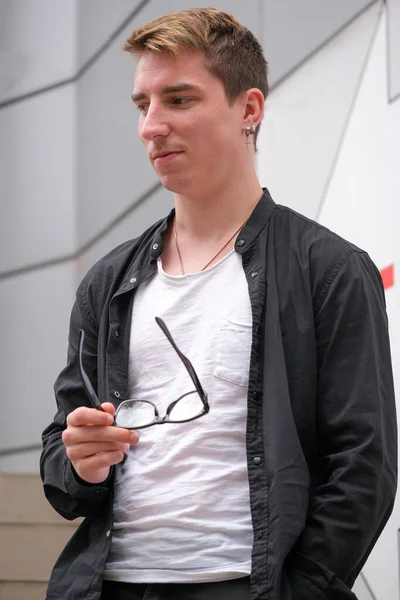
[114,331,119,338]
[251,271,259,278]
[254,325,259,333]
[237,239,245,247]
[106,530,111,537]
[253,456,262,466]
[130,277,137,284]
[114,391,120,398]
[152,243,159,250]
[252,391,261,401]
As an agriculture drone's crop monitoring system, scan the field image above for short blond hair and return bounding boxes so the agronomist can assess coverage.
[124,7,268,147]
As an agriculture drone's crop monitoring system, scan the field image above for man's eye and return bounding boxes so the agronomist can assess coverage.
[136,104,149,115]
[172,97,191,106]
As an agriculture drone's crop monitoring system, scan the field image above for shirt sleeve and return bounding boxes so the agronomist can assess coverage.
[40,277,114,521]
[288,250,397,599]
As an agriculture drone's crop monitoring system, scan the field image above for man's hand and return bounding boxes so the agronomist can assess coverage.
[62,402,139,484]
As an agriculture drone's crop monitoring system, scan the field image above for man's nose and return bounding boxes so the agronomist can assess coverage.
[140,104,170,141]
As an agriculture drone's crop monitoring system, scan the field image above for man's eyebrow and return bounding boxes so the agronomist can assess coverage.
[131,84,202,103]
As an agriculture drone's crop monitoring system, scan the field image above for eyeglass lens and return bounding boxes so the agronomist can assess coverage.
[114,391,206,429]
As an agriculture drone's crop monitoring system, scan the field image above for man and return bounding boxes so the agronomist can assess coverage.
[40,7,397,600]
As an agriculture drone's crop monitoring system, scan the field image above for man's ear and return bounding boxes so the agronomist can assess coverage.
[242,88,264,128]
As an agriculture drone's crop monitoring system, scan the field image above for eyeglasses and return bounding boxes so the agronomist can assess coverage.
[78,317,209,430]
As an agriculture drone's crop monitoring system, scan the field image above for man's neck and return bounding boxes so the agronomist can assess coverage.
[160,173,263,276]
[173,176,263,242]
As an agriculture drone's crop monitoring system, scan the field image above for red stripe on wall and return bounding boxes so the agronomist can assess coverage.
[380,264,394,290]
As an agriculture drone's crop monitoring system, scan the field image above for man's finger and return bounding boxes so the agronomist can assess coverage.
[62,424,138,446]
[101,402,116,416]
[66,406,114,427]
[66,441,131,461]
[76,450,126,474]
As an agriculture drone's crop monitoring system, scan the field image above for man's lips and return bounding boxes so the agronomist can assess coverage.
[151,150,183,166]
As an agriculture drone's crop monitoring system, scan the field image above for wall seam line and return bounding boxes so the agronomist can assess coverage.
[0,181,162,282]
[0,0,152,110]
[315,2,384,222]
[0,443,43,457]
[359,572,378,600]
[270,0,380,92]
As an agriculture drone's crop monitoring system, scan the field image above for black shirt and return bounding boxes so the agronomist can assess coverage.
[41,189,397,600]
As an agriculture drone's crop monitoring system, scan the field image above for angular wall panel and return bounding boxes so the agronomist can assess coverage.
[257,2,381,219]
[76,42,156,250]
[0,85,76,273]
[76,185,172,282]
[0,263,75,454]
[318,18,400,600]
[77,0,146,69]
[0,0,76,104]
[263,0,378,86]
[318,16,399,278]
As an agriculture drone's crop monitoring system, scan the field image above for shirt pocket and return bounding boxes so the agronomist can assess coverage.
[213,318,252,387]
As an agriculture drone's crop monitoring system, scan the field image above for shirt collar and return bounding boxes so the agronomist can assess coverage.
[148,187,275,261]
[149,208,175,263]
[234,188,275,254]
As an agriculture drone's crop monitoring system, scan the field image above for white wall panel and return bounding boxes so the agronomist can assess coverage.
[0,85,76,273]
[319,17,400,600]
[0,0,77,103]
[76,0,260,249]
[0,263,75,454]
[77,185,172,282]
[257,2,381,219]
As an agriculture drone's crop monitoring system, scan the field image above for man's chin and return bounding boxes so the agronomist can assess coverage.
[158,173,192,194]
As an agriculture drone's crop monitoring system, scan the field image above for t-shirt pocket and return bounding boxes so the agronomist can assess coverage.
[213,318,252,387]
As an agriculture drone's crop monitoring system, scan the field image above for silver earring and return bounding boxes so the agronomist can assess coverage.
[244,125,256,148]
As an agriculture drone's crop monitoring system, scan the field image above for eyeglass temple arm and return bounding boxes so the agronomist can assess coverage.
[78,329,103,410]
[155,317,206,399]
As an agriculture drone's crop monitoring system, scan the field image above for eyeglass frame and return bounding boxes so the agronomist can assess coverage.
[78,316,210,430]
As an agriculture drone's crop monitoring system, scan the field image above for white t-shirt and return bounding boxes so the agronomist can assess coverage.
[104,250,254,583]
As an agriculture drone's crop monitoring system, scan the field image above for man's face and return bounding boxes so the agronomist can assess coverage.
[132,50,246,196]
